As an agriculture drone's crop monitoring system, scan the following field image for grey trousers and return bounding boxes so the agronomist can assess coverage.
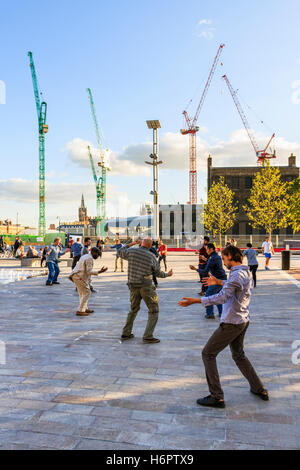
[202,322,264,400]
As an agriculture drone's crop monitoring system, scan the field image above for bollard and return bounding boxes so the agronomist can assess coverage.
[281,250,291,270]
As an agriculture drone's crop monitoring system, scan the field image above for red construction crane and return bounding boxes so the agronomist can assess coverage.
[222,74,276,165]
[181,44,225,204]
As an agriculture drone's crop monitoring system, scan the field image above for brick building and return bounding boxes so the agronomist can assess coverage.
[207,153,299,244]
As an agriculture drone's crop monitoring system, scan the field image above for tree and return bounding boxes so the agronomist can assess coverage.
[288,177,300,233]
[244,164,290,238]
[204,177,237,248]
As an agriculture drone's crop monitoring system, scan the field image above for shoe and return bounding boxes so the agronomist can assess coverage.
[52,281,60,284]
[121,334,135,341]
[250,388,269,401]
[46,282,52,286]
[90,288,97,293]
[76,311,90,316]
[205,315,216,320]
[143,337,160,344]
[85,309,94,314]
[197,395,225,408]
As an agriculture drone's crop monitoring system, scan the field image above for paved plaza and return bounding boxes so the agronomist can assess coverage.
[0,252,299,450]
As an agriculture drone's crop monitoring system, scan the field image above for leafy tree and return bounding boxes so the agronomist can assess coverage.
[244,164,290,238]
[204,177,237,248]
[287,177,300,233]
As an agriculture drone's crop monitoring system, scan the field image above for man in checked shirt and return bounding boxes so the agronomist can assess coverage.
[118,237,173,344]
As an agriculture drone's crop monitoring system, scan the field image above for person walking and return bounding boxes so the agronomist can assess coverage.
[45,238,65,286]
[96,239,104,258]
[178,245,269,408]
[190,243,227,319]
[197,236,210,293]
[158,240,168,271]
[262,237,275,271]
[111,239,124,272]
[41,246,48,267]
[71,238,83,269]
[81,237,97,293]
[243,243,259,288]
[150,241,159,288]
[69,247,108,316]
[13,237,23,256]
[118,238,173,343]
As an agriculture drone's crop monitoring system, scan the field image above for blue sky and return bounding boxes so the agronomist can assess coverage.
[0,0,299,227]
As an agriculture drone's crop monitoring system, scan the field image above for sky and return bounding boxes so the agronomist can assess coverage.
[0,0,299,228]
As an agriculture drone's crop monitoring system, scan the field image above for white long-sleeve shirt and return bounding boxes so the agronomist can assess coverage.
[70,254,98,282]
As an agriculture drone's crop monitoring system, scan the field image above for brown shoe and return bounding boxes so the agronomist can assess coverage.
[76,311,89,316]
[85,309,94,313]
[143,337,160,344]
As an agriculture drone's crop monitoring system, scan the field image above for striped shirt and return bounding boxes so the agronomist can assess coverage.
[118,244,168,287]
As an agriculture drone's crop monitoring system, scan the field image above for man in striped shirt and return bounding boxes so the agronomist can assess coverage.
[118,238,173,344]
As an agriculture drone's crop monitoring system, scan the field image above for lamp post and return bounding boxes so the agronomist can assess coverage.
[145,120,162,241]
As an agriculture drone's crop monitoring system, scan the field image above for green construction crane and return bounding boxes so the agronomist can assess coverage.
[28,51,48,238]
[87,88,109,237]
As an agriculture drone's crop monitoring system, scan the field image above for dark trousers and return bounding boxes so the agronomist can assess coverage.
[46,262,60,284]
[159,255,167,270]
[202,322,264,400]
[249,265,258,288]
[41,256,46,267]
[72,255,81,270]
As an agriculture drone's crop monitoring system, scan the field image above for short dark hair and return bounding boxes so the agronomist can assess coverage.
[247,243,252,248]
[204,236,210,242]
[84,237,91,243]
[222,245,243,262]
[91,247,100,256]
[206,243,216,251]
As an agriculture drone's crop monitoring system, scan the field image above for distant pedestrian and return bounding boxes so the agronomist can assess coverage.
[69,247,108,316]
[111,239,124,272]
[190,243,227,319]
[179,245,269,408]
[118,238,173,343]
[41,246,48,267]
[26,246,39,258]
[150,241,159,288]
[262,237,275,271]
[158,240,168,271]
[45,238,65,286]
[71,237,83,269]
[13,236,23,256]
[243,243,259,288]
[96,239,104,258]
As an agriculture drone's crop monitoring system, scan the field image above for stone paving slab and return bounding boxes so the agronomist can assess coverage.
[0,252,300,450]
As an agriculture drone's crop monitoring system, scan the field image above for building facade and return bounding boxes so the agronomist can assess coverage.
[207,153,299,244]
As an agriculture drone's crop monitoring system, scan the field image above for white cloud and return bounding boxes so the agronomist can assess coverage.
[291,80,300,104]
[198,19,212,25]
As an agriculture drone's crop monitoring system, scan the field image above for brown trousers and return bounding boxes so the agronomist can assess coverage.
[202,322,264,400]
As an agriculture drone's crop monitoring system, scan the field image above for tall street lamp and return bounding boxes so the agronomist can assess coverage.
[145,120,162,241]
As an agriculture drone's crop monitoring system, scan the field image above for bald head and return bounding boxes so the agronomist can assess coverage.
[141,237,153,249]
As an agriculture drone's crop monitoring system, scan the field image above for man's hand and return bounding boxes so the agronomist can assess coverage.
[128,239,141,247]
[189,265,197,271]
[167,269,173,277]
[202,274,222,287]
[98,266,108,274]
[178,297,201,307]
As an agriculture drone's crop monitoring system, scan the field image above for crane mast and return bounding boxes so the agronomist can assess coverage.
[222,74,276,165]
[28,51,48,238]
[181,44,225,204]
[87,88,108,236]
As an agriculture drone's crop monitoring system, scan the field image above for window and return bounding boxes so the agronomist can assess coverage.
[245,176,253,189]
[259,227,266,235]
[232,223,240,235]
[232,176,239,190]
[286,226,293,235]
[246,223,253,235]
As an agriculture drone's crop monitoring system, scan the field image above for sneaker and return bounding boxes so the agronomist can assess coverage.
[121,334,135,341]
[250,388,269,401]
[197,395,225,408]
[46,282,52,286]
[52,281,60,285]
[143,337,160,344]
[205,315,216,320]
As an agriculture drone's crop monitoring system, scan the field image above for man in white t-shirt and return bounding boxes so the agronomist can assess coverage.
[262,237,275,271]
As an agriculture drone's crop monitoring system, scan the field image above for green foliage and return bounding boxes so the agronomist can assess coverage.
[287,177,300,233]
[205,177,237,247]
[244,164,290,237]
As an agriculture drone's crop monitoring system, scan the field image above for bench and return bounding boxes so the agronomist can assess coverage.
[21,258,73,268]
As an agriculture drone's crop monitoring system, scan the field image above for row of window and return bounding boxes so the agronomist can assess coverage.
[231,224,294,235]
